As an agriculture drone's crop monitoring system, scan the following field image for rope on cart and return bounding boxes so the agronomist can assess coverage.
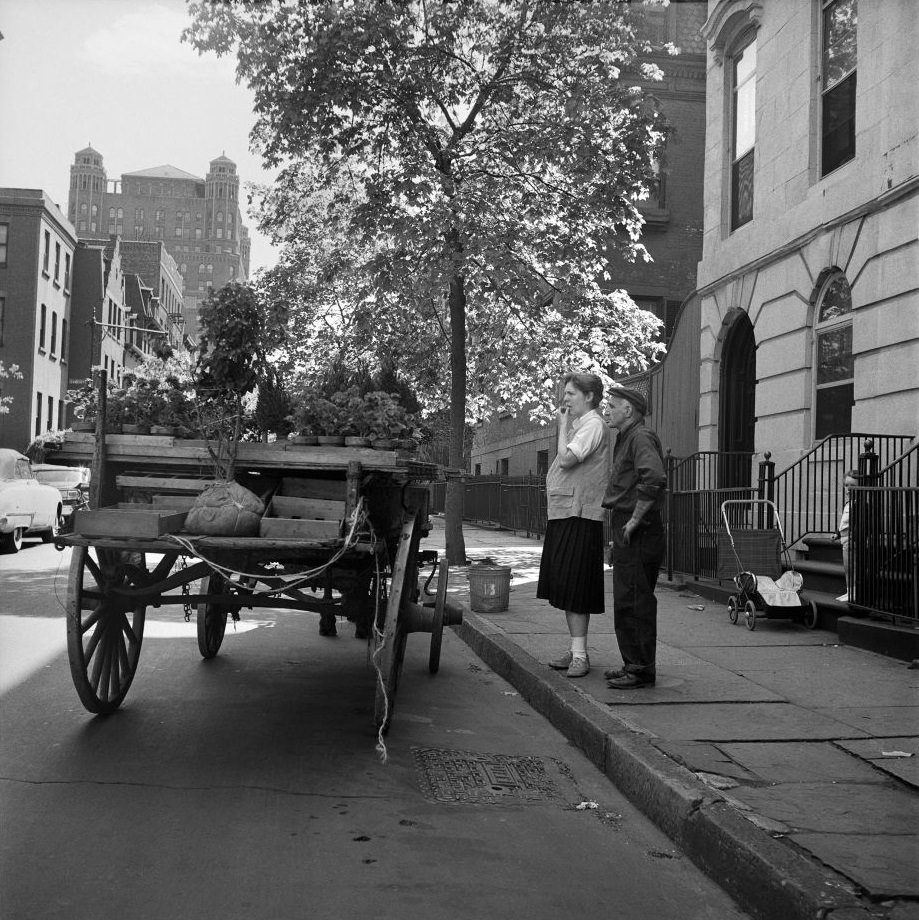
[163,498,371,594]
[370,549,389,763]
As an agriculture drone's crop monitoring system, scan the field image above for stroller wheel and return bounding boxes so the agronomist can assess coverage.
[803,600,819,630]
[728,596,739,624]
[744,600,757,631]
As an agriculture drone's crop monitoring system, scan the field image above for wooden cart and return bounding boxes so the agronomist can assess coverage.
[53,430,462,733]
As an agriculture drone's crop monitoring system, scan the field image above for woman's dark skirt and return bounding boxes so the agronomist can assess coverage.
[537,517,605,614]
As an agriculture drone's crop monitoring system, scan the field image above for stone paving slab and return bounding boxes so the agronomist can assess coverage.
[819,706,919,738]
[733,782,918,835]
[837,738,919,787]
[604,701,871,742]
[792,833,919,898]
[717,741,891,784]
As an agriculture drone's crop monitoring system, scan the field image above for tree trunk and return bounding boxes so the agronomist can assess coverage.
[445,271,468,565]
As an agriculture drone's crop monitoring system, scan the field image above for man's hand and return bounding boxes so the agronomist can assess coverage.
[622,517,640,545]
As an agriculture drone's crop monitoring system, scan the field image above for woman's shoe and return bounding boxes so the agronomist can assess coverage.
[548,651,573,670]
[566,656,590,678]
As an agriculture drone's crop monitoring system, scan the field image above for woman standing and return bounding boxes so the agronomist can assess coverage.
[537,372,610,678]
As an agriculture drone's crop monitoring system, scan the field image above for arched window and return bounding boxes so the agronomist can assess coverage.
[813,271,854,438]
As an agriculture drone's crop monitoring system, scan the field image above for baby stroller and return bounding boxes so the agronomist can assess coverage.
[719,499,819,631]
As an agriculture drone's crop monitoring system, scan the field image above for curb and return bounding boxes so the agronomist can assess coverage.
[452,610,875,920]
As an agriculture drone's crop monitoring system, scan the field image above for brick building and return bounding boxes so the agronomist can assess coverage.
[0,189,77,450]
[67,147,251,339]
[470,2,708,476]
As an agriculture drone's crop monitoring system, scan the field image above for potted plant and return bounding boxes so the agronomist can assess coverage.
[66,377,100,431]
[313,396,347,445]
[362,391,413,449]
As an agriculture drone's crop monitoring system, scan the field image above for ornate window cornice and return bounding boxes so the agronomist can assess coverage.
[701,0,764,65]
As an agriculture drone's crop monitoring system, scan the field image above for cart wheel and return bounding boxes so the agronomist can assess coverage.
[0,527,23,554]
[802,600,819,630]
[728,596,739,624]
[66,545,147,714]
[197,574,229,659]
[374,513,420,733]
[744,599,757,631]
[428,558,449,674]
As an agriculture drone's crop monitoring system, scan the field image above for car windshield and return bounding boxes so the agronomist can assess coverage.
[35,470,86,487]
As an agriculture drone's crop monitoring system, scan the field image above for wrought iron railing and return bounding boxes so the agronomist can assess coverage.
[668,451,754,491]
[850,485,918,622]
[765,434,915,549]
[667,486,758,580]
[461,474,548,538]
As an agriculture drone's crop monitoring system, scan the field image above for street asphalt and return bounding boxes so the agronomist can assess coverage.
[422,516,919,920]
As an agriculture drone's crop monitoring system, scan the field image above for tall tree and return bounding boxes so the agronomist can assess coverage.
[186,0,668,563]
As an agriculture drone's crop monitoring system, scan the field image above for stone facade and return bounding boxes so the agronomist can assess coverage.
[695,0,918,473]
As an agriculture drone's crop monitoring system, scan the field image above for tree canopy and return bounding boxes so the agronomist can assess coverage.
[185,0,672,559]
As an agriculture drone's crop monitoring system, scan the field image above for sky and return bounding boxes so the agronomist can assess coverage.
[0,0,280,273]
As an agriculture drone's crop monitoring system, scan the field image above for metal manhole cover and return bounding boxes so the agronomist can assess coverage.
[413,747,563,805]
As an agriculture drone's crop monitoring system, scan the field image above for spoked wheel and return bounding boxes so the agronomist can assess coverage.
[41,509,63,543]
[0,527,23,554]
[802,599,819,630]
[197,571,256,659]
[66,545,147,714]
[197,573,229,659]
[428,558,449,674]
[374,513,421,733]
[728,596,739,624]
[744,600,757,631]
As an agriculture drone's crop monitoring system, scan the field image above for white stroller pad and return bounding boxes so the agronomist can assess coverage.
[754,570,804,607]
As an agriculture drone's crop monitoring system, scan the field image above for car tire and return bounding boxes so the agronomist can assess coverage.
[41,508,63,543]
[0,527,24,554]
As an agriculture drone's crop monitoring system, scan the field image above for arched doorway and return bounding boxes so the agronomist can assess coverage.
[719,311,756,487]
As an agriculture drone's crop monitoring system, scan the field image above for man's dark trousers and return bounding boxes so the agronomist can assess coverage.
[611,510,665,680]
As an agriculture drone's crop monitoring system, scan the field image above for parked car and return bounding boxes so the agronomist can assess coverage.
[32,463,90,518]
[0,448,63,553]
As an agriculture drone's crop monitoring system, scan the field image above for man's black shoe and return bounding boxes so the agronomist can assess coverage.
[606,673,655,689]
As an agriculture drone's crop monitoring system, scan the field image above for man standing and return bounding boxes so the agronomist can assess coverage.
[602,387,667,689]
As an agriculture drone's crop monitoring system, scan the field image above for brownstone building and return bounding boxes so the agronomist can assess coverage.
[0,189,76,450]
[67,147,251,338]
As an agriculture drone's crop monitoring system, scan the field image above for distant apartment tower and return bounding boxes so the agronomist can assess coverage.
[67,146,251,338]
[0,189,77,450]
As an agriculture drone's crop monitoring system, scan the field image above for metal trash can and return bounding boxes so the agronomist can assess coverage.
[467,564,512,612]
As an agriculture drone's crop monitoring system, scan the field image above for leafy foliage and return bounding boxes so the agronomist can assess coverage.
[0,361,22,416]
[185,1,669,422]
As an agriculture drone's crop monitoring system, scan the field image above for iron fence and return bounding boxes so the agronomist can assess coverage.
[850,485,919,622]
[766,434,914,549]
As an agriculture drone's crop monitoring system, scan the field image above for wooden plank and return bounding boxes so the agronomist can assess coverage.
[152,494,200,511]
[73,507,187,538]
[270,495,345,521]
[258,517,342,539]
[279,477,347,500]
[59,437,404,472]
[116,476,216,493]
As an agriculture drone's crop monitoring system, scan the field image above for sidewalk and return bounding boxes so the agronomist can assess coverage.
[424,516,919,920]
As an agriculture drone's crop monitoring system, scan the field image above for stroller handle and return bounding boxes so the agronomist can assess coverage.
[720,498,787,545]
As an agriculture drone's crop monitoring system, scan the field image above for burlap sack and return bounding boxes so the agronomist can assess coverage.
[185,481,265,537]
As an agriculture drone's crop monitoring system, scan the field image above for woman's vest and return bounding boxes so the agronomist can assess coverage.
[545,412,611,522]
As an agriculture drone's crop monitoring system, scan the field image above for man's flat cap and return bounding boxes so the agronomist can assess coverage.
[609,386,648,416]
